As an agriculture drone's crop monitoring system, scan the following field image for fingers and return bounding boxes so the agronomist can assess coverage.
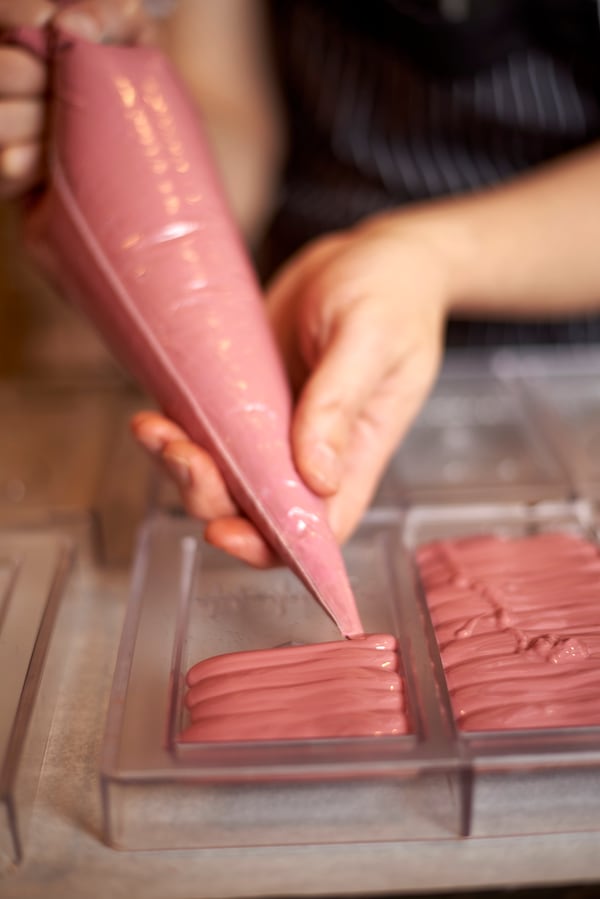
[267,233,395,503]
[131,409,189,449]
[55,0,156,44]
[0,0,155,200]
[204,518,279,569]
[267,235,345,391]
[163,439,239,520]
[0,0,55,28]
[0,0,154,46]
[0,98,42,142]
[267,223,448,549]
[323,380,416,543]
[0,142,42,196]
[0,99,44,196]
[324,343,443,544]
[267,239,379,497]
[0,45,46,195]
[291,307,392,496]
[0,48,46,96]
[131,411,238,519]
[132,410,279,568]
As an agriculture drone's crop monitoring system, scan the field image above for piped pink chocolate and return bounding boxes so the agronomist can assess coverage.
[417,532,600,731]
[10,27,363,637]
[180,634,409,742]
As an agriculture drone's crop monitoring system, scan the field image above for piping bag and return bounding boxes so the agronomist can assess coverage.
[6,24,364,638]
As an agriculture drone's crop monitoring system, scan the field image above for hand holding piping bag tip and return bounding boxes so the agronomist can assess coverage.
[5,11,364,637]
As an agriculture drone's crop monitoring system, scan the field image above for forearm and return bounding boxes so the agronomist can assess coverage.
[385,141,600,320]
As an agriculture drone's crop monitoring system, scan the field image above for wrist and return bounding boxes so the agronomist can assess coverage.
[362,201,480,317]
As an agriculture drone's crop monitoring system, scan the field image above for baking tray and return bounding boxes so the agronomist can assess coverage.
[0,530,73,864]
[402,500,600,838]
[100,512,463,851]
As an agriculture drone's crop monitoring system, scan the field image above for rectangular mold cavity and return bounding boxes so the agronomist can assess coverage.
[402,501,600,838]
[0,531,73,865]
[101,513,462,851]
[382,375,570,506]
[517,372,600,498]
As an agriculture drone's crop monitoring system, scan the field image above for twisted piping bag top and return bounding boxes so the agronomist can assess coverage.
[17,26,363,637]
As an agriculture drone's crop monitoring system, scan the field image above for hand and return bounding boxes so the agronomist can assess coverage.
[266,213,449,541]
[131,410,281,568]
[132,209,453,565]
[0,0,156,199]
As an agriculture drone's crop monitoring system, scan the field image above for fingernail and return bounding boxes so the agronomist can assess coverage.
[327,502,345,542]
[2,145,36,179]
[306,442,340,492]
[56,12,102,42]
[134,428,165,454]
[163,453,192,489]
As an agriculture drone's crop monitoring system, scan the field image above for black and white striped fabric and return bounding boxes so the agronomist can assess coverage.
[262,0,600,346]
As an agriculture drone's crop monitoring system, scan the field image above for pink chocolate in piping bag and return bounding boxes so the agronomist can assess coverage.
[13,27,363,637]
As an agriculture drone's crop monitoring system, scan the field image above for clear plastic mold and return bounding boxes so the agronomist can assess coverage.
[101,512,463,850]
[0,530,72,864]
[402,500,600,837]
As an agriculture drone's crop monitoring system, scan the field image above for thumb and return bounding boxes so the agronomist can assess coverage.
[292,308,391,496]
[55,0,152,43]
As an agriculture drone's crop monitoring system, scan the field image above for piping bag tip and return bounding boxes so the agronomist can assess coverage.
[290,549,364,639]
[329,601,365,641]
